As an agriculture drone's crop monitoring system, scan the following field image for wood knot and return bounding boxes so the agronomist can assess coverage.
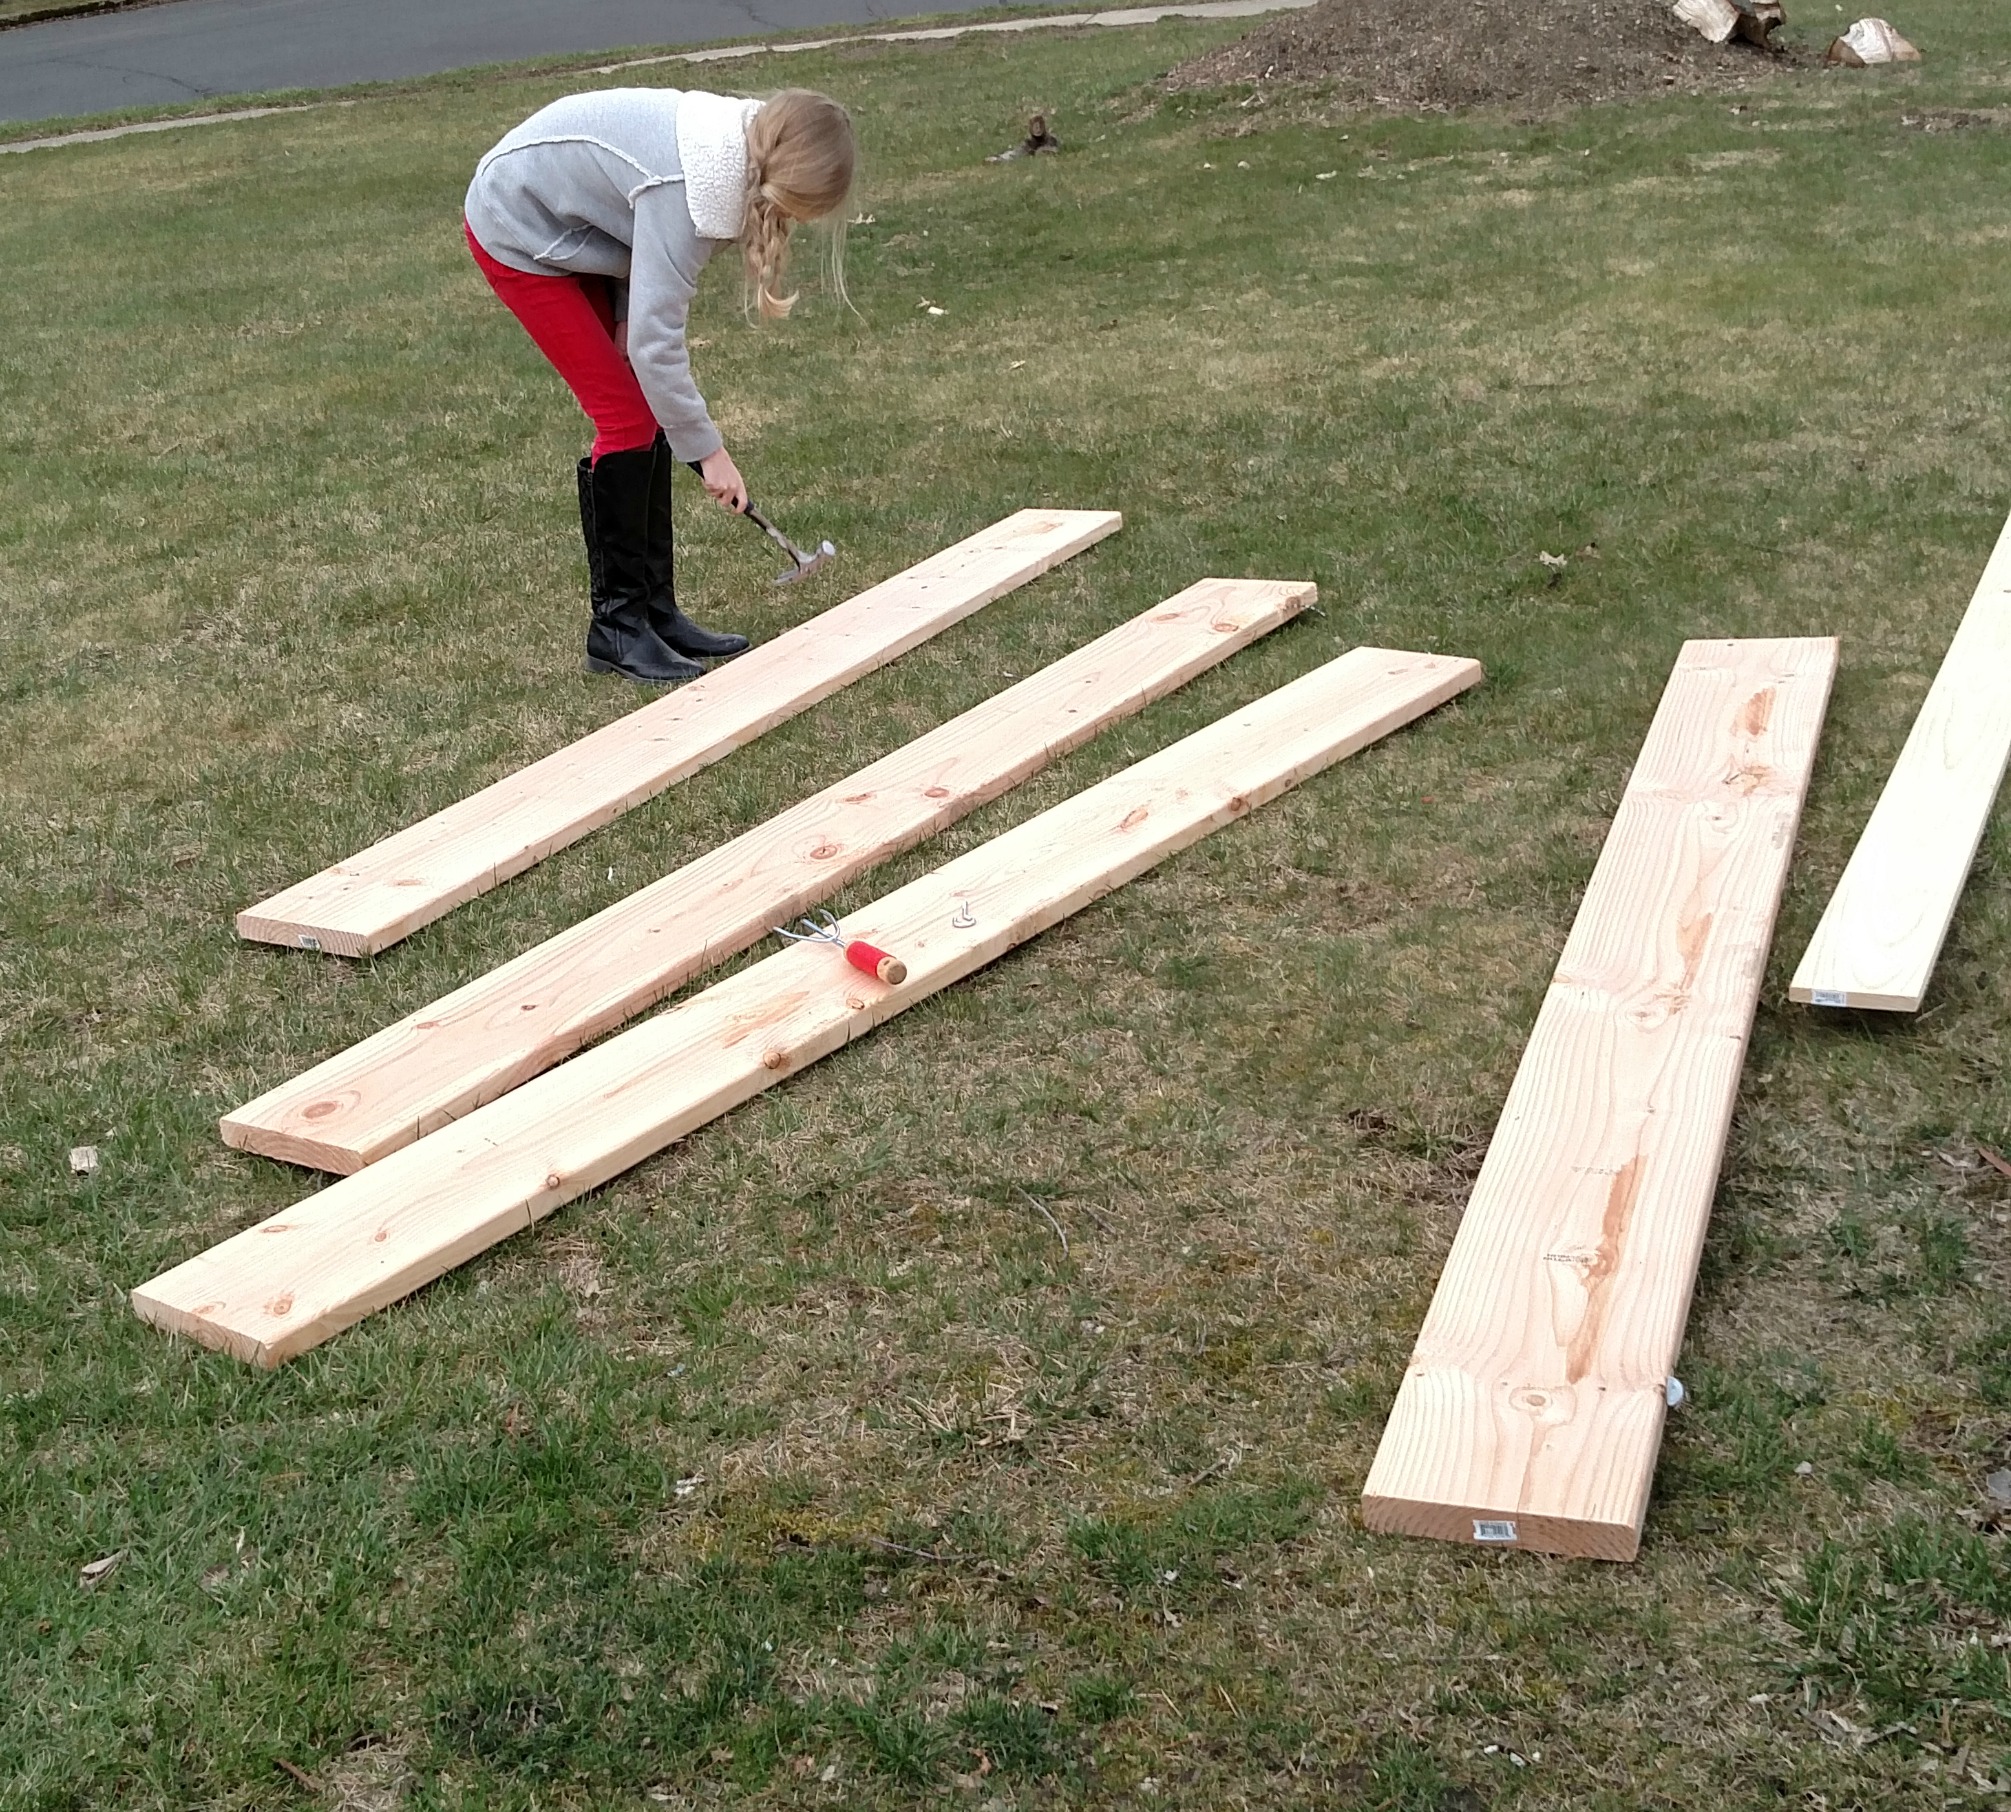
[924,786,950,799]
[267,1293,294,1318]
[303,1100,340,1121]
[809,842,840,860]
[761,1049,788,1071]
[544,1172,562,1190]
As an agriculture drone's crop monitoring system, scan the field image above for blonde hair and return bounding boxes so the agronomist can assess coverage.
[740,89,856,320]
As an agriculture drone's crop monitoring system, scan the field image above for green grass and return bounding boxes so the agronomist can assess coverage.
[4,6,2011,1808]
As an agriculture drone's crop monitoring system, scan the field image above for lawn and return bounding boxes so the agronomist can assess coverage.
[3,7,2011,1808]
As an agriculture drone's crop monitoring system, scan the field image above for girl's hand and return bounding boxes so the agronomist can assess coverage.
[697,447,748,513]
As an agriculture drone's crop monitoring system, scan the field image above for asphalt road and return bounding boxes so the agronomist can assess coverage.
[0,0,1016,125]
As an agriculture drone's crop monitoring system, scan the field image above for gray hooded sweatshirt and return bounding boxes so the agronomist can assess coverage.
[465,88,738,464]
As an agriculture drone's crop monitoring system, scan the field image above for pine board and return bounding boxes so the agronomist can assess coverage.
[236,508,1122,957]
[1361,637,1838,1562]
[1791,508,2011,1012]
[137,646,1483,1366]
[222,579,1313,1173]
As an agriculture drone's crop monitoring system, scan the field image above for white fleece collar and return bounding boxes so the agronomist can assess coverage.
[676,91,762,239]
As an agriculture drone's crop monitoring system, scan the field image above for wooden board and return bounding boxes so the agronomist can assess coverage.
[222,579,1314,1174]
[1790,509,2011,1012]
[236,509,1122,957]
[137,645,1483,1366]
[1361,637,1837,1562]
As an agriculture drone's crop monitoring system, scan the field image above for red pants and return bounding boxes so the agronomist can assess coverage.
[465,219,658,461]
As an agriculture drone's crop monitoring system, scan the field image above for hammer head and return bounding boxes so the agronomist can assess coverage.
[775,539,838,586]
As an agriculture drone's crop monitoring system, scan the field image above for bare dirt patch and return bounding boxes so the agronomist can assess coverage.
[1169,0,1819,111]
[321,1739,416,1812]
[1900,106,2011,132]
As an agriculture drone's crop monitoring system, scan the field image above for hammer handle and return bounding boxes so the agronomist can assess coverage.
[684,458,752,512]
[686,460,798,557]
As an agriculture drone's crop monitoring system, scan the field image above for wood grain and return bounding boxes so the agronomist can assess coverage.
[137,646,1483,1366]
[1361,637,1838,1562]
[236,509,1122,957]
[222,579,1314,1173]
[1791,508,2011,1012]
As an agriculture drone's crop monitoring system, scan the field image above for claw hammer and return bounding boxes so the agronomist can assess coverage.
[686,461,837,585]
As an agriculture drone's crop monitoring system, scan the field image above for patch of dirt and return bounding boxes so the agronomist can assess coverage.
[1169,0,1820,112]
[1900,107,2011,132]
[321,1740,415,1811]
[550,1236,608,1310]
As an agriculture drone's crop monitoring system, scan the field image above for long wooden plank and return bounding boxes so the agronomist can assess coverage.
[223,579,1314,1174]
[1362,637,1837,1562]
[1790,509,2011,1012]
[138,645,1483,1366]
[237,508,1122,957]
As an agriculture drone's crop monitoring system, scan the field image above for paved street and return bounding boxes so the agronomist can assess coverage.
[1,0,1012,124]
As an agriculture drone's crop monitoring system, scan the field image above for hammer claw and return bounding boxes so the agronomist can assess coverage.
[775,540,838,586]
[685,462,838,586]
[743,503,836,586]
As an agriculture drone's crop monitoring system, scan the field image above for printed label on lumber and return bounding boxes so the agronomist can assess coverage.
[235,508,1121,957]
[221,578,1315,1173]
[1361,637,1837,1562]
[1790,506,2011,1012]
[137,645,1482,1366]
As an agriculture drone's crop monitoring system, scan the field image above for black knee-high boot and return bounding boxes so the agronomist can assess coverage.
[647,434,750,661]
[577,449,704,685]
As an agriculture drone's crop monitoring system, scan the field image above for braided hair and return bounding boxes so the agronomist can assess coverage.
[740,90,856,319]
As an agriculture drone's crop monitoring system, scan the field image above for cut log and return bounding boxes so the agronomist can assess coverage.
[136,645,1483,1367]
[222,579,1314,1173]
[1673,0,1784,48]
[1672,0,1739,45]
[1732,0,1787,50]
[1824,17,1922,64]
[1790,510,2011,1012]
[1362,637,1838,1562]
[236,508,1121,957]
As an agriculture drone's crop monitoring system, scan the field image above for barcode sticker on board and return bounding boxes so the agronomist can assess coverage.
[1809,988,1848,1008]
[298,935,322,952]
[1472,1519,1517,1543]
